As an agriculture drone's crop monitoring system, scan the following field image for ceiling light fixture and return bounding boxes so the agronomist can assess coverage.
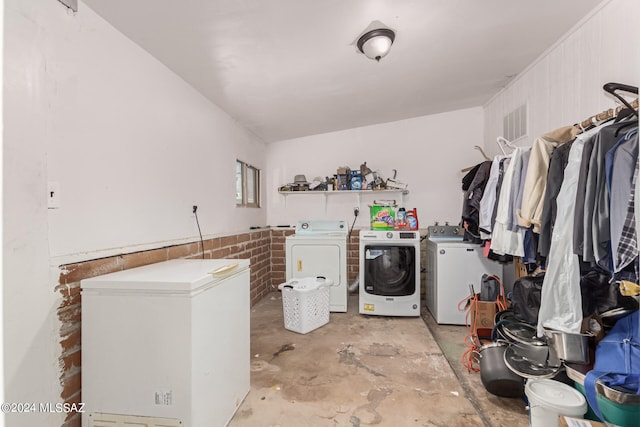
[357,28,395,62]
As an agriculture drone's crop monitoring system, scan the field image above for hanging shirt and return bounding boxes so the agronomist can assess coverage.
[537,126,599,337]
[538,142,573,258]
[461,161,492,241]
[518,126,579,232]
[584,122,635,271]
[507,148,531,232]
[490,147,525,257]
[478,155,506,237]
[611,130,639,275]
[572,135,596,260]
[615,160,638,277]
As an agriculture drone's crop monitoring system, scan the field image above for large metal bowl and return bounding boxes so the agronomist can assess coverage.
[544,330,592,365]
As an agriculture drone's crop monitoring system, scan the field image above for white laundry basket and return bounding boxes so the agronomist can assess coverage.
[278,276,333,334]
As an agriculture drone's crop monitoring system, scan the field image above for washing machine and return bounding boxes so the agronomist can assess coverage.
[425,224,503,325]
[286,220,348,312]
[359,229,421,316]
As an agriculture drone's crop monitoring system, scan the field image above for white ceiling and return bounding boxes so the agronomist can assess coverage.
[82,0,603,143]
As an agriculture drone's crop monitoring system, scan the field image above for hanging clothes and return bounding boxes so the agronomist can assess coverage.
[518,125,580,232]
[610,129,638,272]
[537,126,600,337]
[615,161,638,276]
[507,147,531,232]
[538,141,574,258]
[478,155,507,238]
[572,134,597,260]
[582,121,637,271]
[490,147,526,257]
[461,161,492,242]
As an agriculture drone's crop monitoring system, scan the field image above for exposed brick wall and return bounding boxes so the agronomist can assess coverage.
[55,229,279,427]
[269,229,361,288]
[269,229,295,289]
[347,233,360,285]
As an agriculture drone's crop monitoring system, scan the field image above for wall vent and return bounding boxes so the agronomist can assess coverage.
[503,104,528,142]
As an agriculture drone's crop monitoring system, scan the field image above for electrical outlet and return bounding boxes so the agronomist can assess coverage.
[48,182,61,209]
[354,207,359,217]
[192,205,198,214]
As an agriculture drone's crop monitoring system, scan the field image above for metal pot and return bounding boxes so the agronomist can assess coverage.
[544,330,592,365]
[501,322,549,366]
[476,341,525,398]
[510,340,549,367]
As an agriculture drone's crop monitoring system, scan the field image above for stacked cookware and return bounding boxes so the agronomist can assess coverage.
[475,309,592,398]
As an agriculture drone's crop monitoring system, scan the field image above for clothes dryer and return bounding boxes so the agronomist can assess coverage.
[286,220,348,312]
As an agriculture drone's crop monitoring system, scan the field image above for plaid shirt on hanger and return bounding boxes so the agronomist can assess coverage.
[615,154,639,278]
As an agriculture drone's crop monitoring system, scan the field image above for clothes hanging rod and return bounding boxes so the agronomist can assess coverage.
[578,98,638,130]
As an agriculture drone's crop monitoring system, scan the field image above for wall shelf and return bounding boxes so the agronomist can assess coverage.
[278,189,409,211]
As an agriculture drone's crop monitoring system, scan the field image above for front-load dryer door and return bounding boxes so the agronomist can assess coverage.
[363,245,416,296]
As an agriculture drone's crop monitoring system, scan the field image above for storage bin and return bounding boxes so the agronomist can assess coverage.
[525,379,587,427]
[278,276,333,334]
[574,382,640,426]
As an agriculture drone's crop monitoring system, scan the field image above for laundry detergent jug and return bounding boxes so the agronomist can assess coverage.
[406,209,419,230]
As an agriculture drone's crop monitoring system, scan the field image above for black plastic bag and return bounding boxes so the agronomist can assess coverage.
[580,270,639,317]
[480,274,501,301]
[511,273,544,324]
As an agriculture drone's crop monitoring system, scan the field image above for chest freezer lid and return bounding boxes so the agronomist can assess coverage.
[80,258,249,293]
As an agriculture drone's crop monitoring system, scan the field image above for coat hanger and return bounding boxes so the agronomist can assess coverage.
[603,82,639,118]
[496,136,516,155]
[460,146,491,173]
[474,145,491,161]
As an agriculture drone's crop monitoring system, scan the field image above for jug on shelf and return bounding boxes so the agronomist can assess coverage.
[406,209,419,230]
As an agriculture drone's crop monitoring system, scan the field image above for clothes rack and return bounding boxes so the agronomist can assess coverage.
[577,82,639,130]
[577,98,639,130]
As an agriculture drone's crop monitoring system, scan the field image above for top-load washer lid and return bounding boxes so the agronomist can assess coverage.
[295,220,347,235]
[427,224,464,241]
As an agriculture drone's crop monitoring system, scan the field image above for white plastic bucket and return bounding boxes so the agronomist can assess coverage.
[525,379,587,427]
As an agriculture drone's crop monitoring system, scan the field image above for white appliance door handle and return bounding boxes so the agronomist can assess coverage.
[209,263,239,277]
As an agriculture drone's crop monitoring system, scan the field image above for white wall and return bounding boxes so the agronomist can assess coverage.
[4,1,266,425]
[484,0,640,152]
[266,107,485,229]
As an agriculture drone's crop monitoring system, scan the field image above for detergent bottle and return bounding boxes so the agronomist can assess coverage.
[395,207,407,230]
[406,209,419,230]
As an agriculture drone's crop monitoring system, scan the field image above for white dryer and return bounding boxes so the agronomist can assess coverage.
[286,220,348,312]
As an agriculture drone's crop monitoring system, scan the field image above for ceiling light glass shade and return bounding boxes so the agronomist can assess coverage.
[357,28,395,62]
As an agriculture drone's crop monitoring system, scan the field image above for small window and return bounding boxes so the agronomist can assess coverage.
[236,160,261,208]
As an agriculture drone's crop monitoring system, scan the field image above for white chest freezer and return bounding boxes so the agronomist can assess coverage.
[81,258,250,427]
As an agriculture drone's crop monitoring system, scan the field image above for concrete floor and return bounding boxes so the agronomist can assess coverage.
[229,293,529,427]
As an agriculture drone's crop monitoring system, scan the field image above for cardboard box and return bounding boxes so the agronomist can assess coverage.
[470,298,497,337]
[559,416,608,427]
